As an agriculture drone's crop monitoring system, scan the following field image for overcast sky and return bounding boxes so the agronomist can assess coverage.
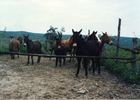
[0,0,140,38]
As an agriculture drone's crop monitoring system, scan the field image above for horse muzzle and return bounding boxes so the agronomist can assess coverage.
[109,41,113,45]
[24,43,27,47]
[73,43,77,47]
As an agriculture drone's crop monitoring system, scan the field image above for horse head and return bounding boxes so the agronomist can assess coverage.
[72,29,82,48]
[23,34,29,47]
[55,36,62,49]
[17,37,23,44]
[88,31,99,41]
[58,32,62,40]
[101,32,113,45]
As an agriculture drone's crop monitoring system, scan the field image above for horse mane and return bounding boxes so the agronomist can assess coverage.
[17,37,21,40]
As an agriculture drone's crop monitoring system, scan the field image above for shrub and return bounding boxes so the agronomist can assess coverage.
[101,46,140,84]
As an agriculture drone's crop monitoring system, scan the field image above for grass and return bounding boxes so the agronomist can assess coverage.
[101,46,140,84]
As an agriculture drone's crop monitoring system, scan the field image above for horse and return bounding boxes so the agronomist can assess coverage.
[61,35,74,62]
[9,37,23,59]
[23,34,42,65]
[54,36,66,68]
[72,29,100,78]
[77,31,100,69]
[99,32,113,55]
[50,33,62,60]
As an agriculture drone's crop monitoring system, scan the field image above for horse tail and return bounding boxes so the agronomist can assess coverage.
[9,40,14,52]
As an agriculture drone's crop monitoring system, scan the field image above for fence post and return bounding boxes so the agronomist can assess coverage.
[116,18,121,62]
[88,29,90,36]
[47,33,51,52]
[131,38,138,70]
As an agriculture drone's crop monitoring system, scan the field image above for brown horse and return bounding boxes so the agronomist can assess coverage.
[9,37,23,59]
[99,32,113,55]
[61,35,74,62]
[50,33,62,60]
[23,34,42,65]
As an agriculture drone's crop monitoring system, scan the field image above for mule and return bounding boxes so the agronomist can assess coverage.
[72,29,100,78]
[61,35,74,62]
[50,33,62,60]
[99,32,113,55]
[23,34,42,65]
[9,37,23,59]
[54,36,66,68]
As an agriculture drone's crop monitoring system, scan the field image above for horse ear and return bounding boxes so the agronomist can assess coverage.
[72,29,74,33]
[105,32,107,34]
[79,29,82,34]
[102,32,105,35]
[96,31,98,34]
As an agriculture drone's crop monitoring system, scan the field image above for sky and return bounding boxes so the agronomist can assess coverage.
[0,0,140,38]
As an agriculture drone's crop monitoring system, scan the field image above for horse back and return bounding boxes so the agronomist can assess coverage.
[9,40,20,50]
[61,40,73,52]
[33,41,42,53]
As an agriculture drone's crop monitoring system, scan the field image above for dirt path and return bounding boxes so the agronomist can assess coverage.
[0,55,140,99]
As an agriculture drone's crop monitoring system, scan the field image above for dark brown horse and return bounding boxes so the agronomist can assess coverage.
[54,36,66,68]
[9,37,23,59]
[72,29,100,78]
[50,33,62,60]
[61,35,74,62]
[23,34,42,65]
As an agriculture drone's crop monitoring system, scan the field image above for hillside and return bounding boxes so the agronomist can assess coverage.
[0,31,140,48]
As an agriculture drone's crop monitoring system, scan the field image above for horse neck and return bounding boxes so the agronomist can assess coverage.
[27,40,34,49]
[100,38,105,50]
[17,38,22,43]
[67,36,73,46]
[77,38,85,48]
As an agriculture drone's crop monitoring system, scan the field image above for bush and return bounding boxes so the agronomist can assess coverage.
[101,46,140,84]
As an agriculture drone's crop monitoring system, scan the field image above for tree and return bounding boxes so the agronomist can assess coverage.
[44,26,65,51]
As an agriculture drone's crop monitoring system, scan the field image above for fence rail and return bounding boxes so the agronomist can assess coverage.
[0,51,139,62]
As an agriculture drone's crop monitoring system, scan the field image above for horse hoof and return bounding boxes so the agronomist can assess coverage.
[74,75,78,78]
[85,76,88,78]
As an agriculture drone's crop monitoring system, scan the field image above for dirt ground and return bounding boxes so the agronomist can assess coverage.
[0,55,140,99]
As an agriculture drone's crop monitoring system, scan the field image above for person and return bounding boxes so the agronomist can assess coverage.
[9,35,14,43]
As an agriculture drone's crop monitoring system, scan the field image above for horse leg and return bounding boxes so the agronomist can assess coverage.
[63,57,65,65]
[13,48,15,59]
[83,58,88,78]
[69,51,72,62]
[59,57,62,68]
[31,56,34,65]
[37,56,41,63]
[27,55,30,65]
[75,58,81,77]
[96,58,100,74]
[92,59,95,75]
[18,48,19,58]
[55,57,58,67]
